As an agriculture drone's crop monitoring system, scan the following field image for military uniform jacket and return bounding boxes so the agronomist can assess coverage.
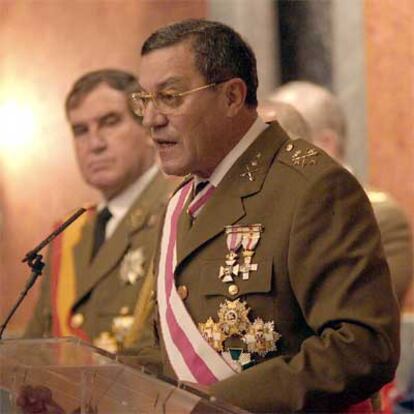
[25,171,175,353]
[366,188,413,304]
[151,123,400,413]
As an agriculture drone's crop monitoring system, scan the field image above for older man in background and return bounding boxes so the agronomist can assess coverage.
[258,99,311,141]
[269,81,413,306]
[270,80,414,410]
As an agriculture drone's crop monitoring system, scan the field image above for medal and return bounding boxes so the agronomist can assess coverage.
[239,225,262,280]
[219,224,263,283]
[218,299,251,337]
[222,348,252,373]
[93,332,118,353]
[243,318,281,357]
[120,247,145,285]
[219,227,243,282]
[112,314,135,346]
[198,298,281,371]
[198,317,226,352]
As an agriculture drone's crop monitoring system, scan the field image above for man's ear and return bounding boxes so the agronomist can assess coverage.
[223,78,247,117]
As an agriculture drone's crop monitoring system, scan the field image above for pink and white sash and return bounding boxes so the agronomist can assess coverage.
[157,179,236,384]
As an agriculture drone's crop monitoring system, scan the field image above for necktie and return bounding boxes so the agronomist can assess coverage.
[194,180,209,196]
[187,181,215,219]
[91,207,112,259]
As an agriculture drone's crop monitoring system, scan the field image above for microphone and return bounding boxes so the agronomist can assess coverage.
[0,207,87,340]
[22,207,86,263]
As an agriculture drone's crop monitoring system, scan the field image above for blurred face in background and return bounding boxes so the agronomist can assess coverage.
[67,83,154,200]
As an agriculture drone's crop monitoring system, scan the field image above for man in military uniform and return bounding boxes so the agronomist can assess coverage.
[268,80,414,306]
[268,80,414,412]
[25,69,175,354]
[132,19,399,412]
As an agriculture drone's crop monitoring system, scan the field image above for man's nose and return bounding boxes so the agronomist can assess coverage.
[88,128,107,151]
[142,101,167,129]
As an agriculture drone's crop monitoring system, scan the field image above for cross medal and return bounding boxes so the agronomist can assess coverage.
[240,226,262,280]
[219,229,243,283]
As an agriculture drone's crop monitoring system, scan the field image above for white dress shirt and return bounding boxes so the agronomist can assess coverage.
[98,164,159,239]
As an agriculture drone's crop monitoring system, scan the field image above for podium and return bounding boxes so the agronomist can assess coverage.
[0,337,247,413]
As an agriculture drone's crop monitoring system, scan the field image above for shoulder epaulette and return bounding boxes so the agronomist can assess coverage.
[277,139,321,170]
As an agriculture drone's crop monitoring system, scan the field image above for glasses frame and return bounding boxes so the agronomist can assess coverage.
[129,80,228,116]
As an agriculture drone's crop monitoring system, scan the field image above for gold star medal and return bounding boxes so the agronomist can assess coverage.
[112,312,135,348]
[217,299,251,337]
[120,247,145,285]
[93,332,118,354]
[243,318,281,357]
[198,317,226,352]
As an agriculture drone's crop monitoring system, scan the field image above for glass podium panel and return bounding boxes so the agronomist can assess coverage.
[0,337,247,414]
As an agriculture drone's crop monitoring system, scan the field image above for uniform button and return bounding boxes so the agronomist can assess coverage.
[228,284,239,296]
[150,289,155,299]
[286,143,294,152]
[120,306,129,315]
[70,313,84,329]
[177,285,188,300]
[148,214,158,227]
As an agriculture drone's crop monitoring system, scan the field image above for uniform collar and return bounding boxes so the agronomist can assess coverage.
[99,164,159,239]
[193,117,268,188]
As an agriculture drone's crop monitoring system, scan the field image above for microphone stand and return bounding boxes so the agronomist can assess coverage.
[0,207,86,340]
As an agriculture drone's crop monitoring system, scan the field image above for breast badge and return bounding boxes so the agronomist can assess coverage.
[93,332,118,354]
[112,313,135,348]
[198,299,281,372]
[120,247,145,285]
[244,318,281,357]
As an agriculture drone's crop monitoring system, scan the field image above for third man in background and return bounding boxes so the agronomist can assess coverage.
[269,80,413,306]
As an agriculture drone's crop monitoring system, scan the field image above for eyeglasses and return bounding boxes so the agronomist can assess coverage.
[128,80,227,117]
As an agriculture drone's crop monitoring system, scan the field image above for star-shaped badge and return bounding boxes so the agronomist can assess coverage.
[120,247,145,285]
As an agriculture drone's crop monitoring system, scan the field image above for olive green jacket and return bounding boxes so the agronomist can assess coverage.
[366,188,413,304]
[147,122,400,413]
[25,171,175,353]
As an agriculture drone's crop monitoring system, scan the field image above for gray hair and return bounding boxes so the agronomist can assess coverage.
[269,81,347,155]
